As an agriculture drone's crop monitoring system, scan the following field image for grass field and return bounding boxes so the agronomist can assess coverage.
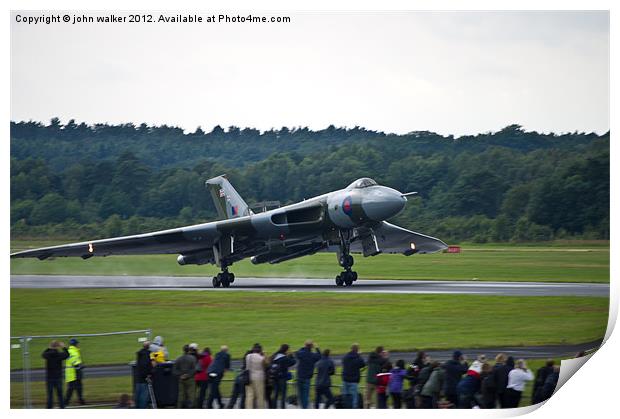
[10,241,610,283]
[9,358,564,409]
[10,240,609,408]
[10,289,608,370]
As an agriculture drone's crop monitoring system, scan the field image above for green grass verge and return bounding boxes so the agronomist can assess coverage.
[11,376,131,409]
[9,358,563,409]
[10,242,609,283]
[11,289,608,370]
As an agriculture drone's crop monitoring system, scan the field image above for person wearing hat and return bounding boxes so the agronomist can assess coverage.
[441,350,468,407]
[64,338,85,406]
[149,336,168,365]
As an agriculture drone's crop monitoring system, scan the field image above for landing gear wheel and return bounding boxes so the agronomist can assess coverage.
[339,254,354,268]
[229,273,235,283]
[216,271,232,288]
[338,270,354,286]
[344,273,353,287]
[345,255,354,267]
[351,271,358,281]
[335,275,344,286]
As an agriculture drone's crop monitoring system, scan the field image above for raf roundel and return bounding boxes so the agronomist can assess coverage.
[342,196,353,216]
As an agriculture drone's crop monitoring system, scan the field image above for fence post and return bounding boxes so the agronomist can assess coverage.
[21,337,32,409]
[20,337,26,409]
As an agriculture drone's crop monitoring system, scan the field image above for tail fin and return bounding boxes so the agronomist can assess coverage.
[206,174,252,219]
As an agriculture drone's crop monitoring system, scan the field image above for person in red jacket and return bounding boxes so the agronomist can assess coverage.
[195,347,212,408]
[376,362,392,409]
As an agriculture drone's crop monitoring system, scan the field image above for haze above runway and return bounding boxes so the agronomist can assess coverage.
[11,275,609,297]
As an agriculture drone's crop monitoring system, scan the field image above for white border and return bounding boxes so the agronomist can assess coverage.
[3,1,616,419]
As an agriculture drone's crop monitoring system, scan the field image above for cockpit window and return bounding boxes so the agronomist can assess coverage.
[348,177,378,189]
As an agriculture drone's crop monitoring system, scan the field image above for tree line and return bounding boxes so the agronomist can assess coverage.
[10,120,609,243]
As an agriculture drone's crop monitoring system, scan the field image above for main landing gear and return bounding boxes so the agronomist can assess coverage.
[212,268,235,288]
[335,230,358,287]
[335,266,358,287]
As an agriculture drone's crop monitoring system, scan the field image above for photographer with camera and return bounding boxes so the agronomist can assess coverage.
[269,343,296,409]
[295,339,322,409]
[206,345,231,408]
[504,359,533,408]
[442,350,468,407]
[341,343,366,409]
[42,340,69,409]
[134,340,153,409]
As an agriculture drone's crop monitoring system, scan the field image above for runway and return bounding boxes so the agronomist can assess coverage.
[10,275,609,297]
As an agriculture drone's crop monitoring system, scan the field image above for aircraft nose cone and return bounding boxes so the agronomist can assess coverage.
[362,188,407,221]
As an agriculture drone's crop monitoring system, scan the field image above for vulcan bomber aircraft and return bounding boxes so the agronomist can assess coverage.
[11,176,448,287]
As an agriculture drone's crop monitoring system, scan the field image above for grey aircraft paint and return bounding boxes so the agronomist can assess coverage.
[10,176,448,287]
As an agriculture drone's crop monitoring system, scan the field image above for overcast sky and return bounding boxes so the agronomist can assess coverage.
[11,10,609,136]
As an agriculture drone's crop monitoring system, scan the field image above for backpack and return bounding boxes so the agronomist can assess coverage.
[415,366,432,395]
[239,369,250,386]
[267,361,281,384]
[483,371,496,391]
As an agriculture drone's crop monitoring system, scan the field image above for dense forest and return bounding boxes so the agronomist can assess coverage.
[10,119,609,243]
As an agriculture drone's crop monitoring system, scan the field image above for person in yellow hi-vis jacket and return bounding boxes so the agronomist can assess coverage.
[64,338,85,406]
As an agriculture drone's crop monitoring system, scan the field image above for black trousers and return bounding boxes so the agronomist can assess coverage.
[420,395,434,409]
[498,391,509,408]
[315,385,334,409]
[273,378,288,408]
[458,392,475,408]
[504,388,522,408]
[377,393,388,409]
[483,393,497,408]
[266,383,274,408]
[195,380,208,408]
[445,393,458,407]
[227,377,246,408]
[64,379,84,405]
[46,379,64,409]
[392,392,402,409]
[207,375,224,408]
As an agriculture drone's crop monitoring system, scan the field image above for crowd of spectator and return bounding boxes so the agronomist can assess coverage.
[127,337,563,409]
[39,335,563,409]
